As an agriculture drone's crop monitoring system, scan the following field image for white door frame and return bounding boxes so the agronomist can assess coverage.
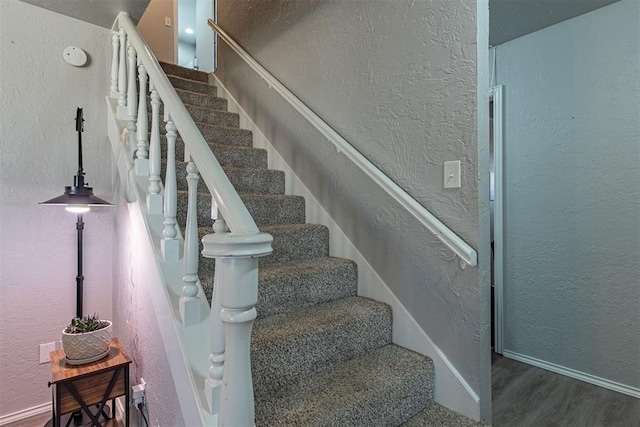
[492,85,505,354]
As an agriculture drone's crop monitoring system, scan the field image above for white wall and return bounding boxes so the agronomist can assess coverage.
[215,0,490,419]
[0,0,113,418]
[111,191,185,426]
[137,0,177,64]
[496,0,640,391]
[195,0,215,72]
[178,41,196,68]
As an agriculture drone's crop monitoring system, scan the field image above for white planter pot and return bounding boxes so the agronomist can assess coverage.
[62,321,113,364]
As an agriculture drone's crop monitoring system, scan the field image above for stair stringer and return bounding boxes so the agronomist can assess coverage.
[107,97,216,427]
[212,76,481,421]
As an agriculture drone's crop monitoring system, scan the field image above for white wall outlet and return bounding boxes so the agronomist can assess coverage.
[444,160,462,189]
[164,17,172,27]
[132,378,146,406]
[39,341,61,364]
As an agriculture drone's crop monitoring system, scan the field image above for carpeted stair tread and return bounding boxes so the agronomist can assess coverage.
[251,296,392,398]
[185,104,239,127]
[161,138,267,169]
[160,62,209,82]
[198,256,357,319]
[168,75,217,95]
[176,88,228,110]
[400,402,486,427]
[177,193,305,229]
[194,122,253,146]
[255,344,434,427]
[256,257,357,318]
[196,224,329,272]
[170,162,285,195]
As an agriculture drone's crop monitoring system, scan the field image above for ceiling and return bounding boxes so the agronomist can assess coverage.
[18,0,149,28]
[490,0,620,45]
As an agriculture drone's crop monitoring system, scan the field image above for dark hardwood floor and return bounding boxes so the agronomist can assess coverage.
[492,353,640,427]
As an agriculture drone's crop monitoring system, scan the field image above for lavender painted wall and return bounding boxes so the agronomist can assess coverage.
[215,0,490,418]
[112,194,185,426]
[496,0,640,390]
[0,1,113,417]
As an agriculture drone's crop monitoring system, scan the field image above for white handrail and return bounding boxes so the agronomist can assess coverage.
[207,19,478,267]
[118,13,259,235]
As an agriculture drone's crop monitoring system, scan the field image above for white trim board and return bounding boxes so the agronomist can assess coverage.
[0,403,50,426]
[213,75,481,421]
[502,350,640,399]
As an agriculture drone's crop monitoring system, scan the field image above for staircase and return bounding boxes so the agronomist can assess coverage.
[159,62,482,426]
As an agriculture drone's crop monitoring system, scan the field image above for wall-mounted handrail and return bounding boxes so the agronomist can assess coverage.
[118,13,258,235]
[207,19,478,267]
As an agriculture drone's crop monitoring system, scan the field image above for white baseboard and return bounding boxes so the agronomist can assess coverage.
[213,75,481,421]
[503,350,640,399]
[0,403,50,426]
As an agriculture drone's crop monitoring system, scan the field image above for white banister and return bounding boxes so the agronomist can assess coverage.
[180,159,201,326]
[110,32,119,98]
[147,85,163,214]
[135,64,150,176]
[117,13,258,235]
[115,13,274,424]
[117,27,127,118]
[162,115,179,261]
[207,19,478,267]
[126,45,138,157]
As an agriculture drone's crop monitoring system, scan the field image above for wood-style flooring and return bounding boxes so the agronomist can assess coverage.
[492,353,640,427]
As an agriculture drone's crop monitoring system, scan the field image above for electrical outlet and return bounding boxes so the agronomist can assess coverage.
[444,160,461,188]
[132,378,146,406]
[39,341,62,364]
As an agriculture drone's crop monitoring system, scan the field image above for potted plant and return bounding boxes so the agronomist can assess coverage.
[62,314,113,365]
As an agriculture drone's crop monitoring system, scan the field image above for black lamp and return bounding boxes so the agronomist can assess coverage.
[40,108,112,318]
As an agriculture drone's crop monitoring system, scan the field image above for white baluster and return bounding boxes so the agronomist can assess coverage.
[117,28,128,118]
[147,85,163,214]
[201,230,273,426]
[162,115,179,262]
[135,64,149,176]
[126,46,138,157]
[180,159,201,326]
[110,32,119,98]
[205,216,227,414]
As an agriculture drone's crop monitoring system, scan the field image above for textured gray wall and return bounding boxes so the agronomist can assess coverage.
[496,0,640,389]
[216,0,490,415]
[0,0,113,416]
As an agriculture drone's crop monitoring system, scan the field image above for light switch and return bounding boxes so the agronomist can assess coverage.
[165,17,172,27]
[444,160,461,188]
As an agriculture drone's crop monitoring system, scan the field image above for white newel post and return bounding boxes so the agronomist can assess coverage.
[135,64,149,176]
[147,85,163,214]
[180,158,201,326]
[162,115,179,261]
[110,32,119,98]
[126,46,138,157]
[204,216,228,414]
[117,27,127,119]
[202,229,273,426]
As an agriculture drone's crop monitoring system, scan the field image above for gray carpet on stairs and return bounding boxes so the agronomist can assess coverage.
[159,62,482,426]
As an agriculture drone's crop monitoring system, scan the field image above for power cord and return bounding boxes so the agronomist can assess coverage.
[137,400,150,427]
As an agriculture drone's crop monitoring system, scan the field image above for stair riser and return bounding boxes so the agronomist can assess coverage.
[164,162,284,195]
[177,193,305,230]
[168,76,216,95]
[251,298,393,398]
[161,62,209,82]
[160,138,268,169]
[199,258,357,319]
[146,102,238,128]
[176,90,228,110]
[197,225,329,273]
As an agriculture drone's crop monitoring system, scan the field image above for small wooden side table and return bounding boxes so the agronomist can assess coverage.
[49,337,131,427]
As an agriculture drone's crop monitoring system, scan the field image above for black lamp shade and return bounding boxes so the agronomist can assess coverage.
[40,184,112,207]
